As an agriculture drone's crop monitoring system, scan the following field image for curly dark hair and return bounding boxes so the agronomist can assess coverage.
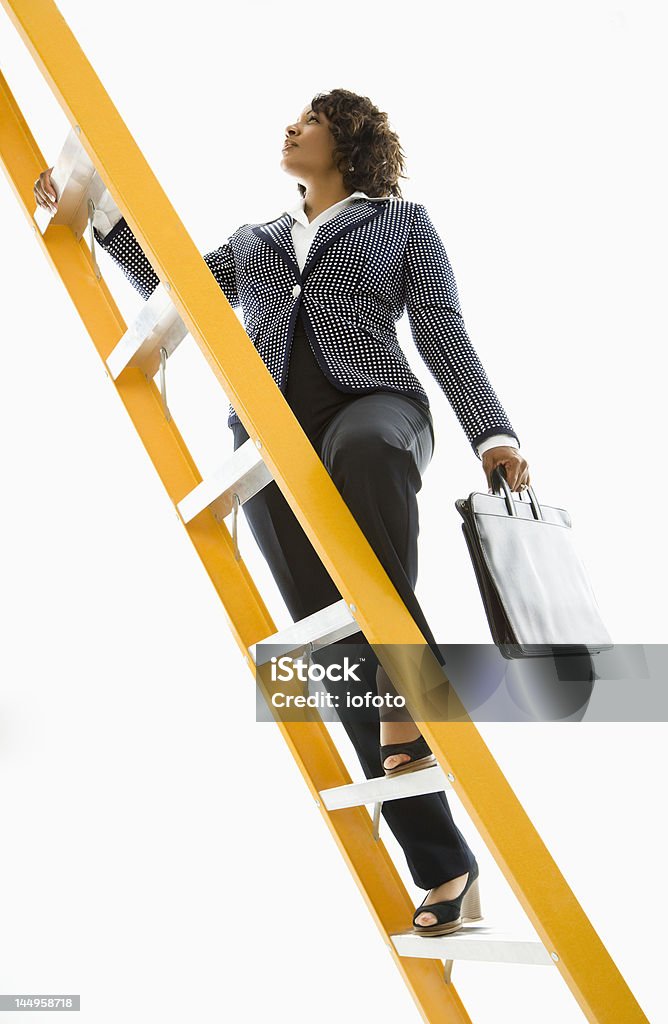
[295,88,409,199]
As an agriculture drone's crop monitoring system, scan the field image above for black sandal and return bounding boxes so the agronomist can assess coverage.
[412,858,483,935]
[380,734,438,777]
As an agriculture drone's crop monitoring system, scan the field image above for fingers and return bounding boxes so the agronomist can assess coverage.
[33,167,58,213]
[485,454,530,492]
[491,457,520,491]
[512,459,530,492]
[506,460,521,491]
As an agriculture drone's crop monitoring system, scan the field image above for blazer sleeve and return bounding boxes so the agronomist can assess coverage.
[403,203,520,457]
[93,217,240,308]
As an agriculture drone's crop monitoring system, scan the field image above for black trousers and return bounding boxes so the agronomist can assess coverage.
[232,314,473,887]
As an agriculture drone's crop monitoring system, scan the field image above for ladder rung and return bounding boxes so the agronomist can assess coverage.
[106,282,188,381]
[391,928,554,966]
[320,765,451,810]
[33,126,110,238]
[177,437,272,524]
[249,599,360,665]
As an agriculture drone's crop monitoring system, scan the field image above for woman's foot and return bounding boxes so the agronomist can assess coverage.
[380,721,422,771]
[414,872,469,927]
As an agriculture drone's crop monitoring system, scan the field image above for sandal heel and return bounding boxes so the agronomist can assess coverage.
[461,876,483,922]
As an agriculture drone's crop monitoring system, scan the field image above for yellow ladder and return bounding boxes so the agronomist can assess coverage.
[0,2,650,1021]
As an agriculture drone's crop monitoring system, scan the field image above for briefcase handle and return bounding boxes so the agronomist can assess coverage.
[491,465,543,521]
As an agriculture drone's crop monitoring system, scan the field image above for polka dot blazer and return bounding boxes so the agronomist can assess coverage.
[94,197,519,456]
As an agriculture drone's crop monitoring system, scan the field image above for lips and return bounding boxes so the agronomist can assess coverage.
[282,142,297,152]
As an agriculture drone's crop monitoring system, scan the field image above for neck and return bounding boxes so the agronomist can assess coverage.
[302,179,354,222]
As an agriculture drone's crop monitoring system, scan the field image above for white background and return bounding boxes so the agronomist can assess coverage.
[0,1,666,1021]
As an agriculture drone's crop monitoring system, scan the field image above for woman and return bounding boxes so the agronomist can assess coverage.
[34,88,530,935]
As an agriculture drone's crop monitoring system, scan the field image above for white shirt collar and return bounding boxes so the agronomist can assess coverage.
[286,190,387,228]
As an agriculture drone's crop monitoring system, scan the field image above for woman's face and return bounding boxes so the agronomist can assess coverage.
[281,105,340,183]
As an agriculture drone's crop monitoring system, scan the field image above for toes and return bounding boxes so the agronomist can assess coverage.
[384,753,410,770]
[416,912,437,926]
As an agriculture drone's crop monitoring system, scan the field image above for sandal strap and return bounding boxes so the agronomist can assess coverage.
[380,734,433,760]
[413,897,461,925]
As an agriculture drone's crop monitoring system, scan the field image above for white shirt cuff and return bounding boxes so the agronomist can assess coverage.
[91,187,123,238]
[476,433,520,457]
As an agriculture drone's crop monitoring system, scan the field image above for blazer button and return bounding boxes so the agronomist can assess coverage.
[292,284,301,297]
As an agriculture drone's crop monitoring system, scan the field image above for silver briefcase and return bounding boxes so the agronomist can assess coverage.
[455,466,614,659]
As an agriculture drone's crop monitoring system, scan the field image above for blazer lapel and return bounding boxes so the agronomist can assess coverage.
[251,213,301,279]
[251,197,391,282]
[300,197,390,281]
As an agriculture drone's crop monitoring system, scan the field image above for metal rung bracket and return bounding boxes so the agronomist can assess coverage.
[86,197,101,279]
[106,282,188,381]
[177,436,273,525]
[372,800,382,841]
[249,599,360,666]
[158,346,171,422]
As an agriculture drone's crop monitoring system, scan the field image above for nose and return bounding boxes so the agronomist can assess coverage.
[285,125,298,143]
